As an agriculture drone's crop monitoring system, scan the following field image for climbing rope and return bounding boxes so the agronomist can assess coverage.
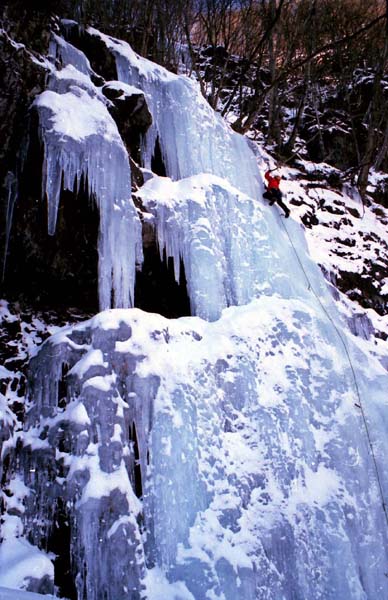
[280,216,388,530]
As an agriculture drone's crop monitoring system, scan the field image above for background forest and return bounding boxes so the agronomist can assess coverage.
[2,0,388,201]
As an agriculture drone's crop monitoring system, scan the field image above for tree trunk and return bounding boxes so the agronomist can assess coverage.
[357,0,388,198]
[266,0,280,147]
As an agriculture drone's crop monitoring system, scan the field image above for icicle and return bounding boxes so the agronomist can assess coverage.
[137,174,303,320]
[49,32,92,76]
[2,171,18,280]
[34,75,143,310]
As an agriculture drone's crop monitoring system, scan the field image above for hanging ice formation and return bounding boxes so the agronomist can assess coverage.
[87,28,262,196]
[136,173,321,321]
[81,28,272,320]
[10,27,388,600]
[33,33,143,310]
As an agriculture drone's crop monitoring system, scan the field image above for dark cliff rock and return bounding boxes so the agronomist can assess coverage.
[59,21,118,81]
[0,29,49,281]
[102,82,152,165]
[0,30,48,174]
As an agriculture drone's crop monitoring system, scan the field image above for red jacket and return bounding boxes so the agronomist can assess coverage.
[265,171,281,190]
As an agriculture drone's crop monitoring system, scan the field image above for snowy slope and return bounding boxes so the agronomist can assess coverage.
[0,588,57,600]
[277,161,387,365]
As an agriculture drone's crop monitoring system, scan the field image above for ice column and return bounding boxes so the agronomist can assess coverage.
[33,37,143,310]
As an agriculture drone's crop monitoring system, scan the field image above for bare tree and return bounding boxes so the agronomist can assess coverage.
[357,0,388,196]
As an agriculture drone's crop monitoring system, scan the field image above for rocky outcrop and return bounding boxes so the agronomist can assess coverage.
[0,5,55,177]
[0,30,49,265]
[102,81,152,165]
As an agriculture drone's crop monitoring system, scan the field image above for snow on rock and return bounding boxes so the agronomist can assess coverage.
[277,160,388,306]
[0,303,90,599]
[101,81,144,99]
[0,535,53,595]
[32,35,143,310]
[21,301,388,600]
[0,302,21,484]
[49,32,92,76]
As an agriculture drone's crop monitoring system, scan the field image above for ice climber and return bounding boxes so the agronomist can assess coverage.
[264,170,290,218]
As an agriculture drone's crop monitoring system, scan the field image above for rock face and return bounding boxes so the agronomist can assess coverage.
[0,32,43,176]
[0,28,49,267]
[102,81,152,164]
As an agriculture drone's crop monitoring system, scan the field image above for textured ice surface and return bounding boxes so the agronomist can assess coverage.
[0,589,57,600]
[86,28,262,200]
[33,36,143,310]
[136,173,331,320]
[21,301,388,600]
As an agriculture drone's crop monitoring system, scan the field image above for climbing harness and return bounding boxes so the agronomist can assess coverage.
[280,217,388,530]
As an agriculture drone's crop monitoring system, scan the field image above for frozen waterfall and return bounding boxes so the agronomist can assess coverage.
[82,28,340,323]
[4,25,388,600]
[21,300,388,600]
[86,27,262,199]
[33,35,143,310]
